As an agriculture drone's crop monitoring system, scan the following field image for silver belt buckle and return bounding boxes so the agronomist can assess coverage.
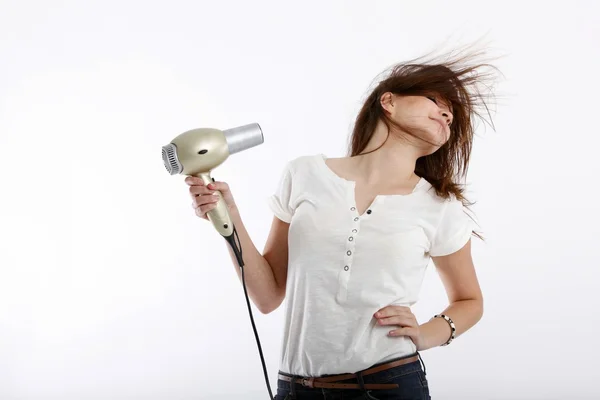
[301,378,314,388]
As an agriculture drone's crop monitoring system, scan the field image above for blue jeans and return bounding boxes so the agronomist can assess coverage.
[275,352,431,400]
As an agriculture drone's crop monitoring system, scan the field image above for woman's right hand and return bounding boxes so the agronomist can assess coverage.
[185,176,238,220]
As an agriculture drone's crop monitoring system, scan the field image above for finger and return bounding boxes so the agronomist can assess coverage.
[197,202,218,216]
[189,184,216,197]
[185,176,205,186]
[193,205,210,220]
[377,316,417,327]
[191,193,219,208]
[388,327,416,337]
[375,306,411,318]
[195,208,209,220]
[206,181,229,193]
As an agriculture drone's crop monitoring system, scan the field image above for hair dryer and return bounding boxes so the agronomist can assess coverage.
[162,123,263,235]
[162,123,274,399]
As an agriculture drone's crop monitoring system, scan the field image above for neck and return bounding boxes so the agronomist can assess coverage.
[352,120,421,187]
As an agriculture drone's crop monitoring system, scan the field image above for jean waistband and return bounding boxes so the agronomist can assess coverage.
[277,352,426,391]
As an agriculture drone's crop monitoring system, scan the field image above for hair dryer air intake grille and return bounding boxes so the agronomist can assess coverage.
[162,144,182,175]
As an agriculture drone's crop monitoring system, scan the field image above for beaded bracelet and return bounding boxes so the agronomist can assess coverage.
[431,314,456,346]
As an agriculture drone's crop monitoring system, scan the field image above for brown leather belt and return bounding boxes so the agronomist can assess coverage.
[277,355,419,390]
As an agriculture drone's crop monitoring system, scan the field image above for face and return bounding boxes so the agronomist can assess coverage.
[381,92,454,147]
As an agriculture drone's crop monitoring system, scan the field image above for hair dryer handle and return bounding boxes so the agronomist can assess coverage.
[194,172,234,238]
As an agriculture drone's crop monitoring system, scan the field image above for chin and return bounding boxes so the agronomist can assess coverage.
[425,127,447,145]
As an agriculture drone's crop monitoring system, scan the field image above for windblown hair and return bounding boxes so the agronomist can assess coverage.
[348,43,504,241]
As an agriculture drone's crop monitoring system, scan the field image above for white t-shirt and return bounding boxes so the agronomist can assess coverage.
[267,153,474,377]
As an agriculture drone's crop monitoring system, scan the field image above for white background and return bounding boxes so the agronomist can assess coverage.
[1,1,599,399]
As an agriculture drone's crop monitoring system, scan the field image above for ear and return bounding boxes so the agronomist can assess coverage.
[380,92,394,115]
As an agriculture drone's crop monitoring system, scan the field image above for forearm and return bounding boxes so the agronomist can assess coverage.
[224,207,280,314]
[417,299,484,351]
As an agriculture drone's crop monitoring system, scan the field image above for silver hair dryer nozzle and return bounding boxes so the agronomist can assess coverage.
[224,123,264,155]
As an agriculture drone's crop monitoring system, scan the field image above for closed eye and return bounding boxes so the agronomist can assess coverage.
[427,96,452,126]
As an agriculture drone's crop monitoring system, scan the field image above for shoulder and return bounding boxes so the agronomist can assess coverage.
[284,153,322,175]
[420,182,453,205]
[419,186,467,221]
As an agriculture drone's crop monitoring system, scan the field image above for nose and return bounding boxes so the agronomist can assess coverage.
[441,111,452,126]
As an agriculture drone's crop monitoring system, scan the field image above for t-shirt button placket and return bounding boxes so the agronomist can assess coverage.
[345,206,360,273]
[345,248,353,272]
[336,205,360,302]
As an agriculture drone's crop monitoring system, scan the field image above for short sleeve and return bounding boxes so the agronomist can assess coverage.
[267,161,294,223]
[429,197,474,257]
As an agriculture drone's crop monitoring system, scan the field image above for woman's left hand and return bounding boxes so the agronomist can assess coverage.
[374,306,423,350]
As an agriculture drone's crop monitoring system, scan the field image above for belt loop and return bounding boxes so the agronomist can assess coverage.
[417,352,427,376]
[356,371,366,392]
[356,371,380,399]
[282,375,298,399]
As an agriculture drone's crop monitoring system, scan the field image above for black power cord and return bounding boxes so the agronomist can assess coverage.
[224,225,274,400]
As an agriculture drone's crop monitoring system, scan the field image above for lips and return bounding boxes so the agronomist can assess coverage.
[432,118,447,130]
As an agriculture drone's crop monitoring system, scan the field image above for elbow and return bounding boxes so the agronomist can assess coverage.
[475,297,484,322]
[258,292,285,315]
[259,302,279,315]
[259,303,275,315]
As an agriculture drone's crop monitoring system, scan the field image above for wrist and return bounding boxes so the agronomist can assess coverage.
[417,316,454,351]
[431,314,456,347]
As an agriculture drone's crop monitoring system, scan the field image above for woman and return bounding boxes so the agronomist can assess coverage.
[186,47,500,399]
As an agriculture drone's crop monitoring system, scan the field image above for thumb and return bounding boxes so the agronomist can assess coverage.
[207,181,235,204]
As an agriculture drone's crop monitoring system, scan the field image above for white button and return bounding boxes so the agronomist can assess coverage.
[348,237,353,241]
[352,229,357,233]
[354,217,359,221]
[344,266,349,271]
[350,207,356,211]
[347,250,352,256]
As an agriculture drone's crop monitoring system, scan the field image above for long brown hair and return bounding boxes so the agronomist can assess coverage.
[348,44,504,242]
